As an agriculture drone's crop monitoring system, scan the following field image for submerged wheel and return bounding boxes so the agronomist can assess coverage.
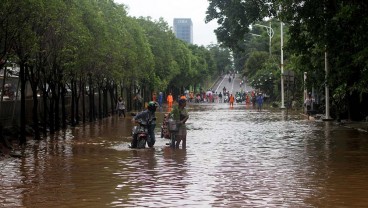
[147,141,154,148]
[130,137,138,148]
[137,138,146,148]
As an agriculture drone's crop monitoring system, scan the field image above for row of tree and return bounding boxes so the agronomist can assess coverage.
[206,0,368,121]
[0,0,233,144]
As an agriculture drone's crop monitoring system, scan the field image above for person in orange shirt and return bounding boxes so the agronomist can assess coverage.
[167,93,173,108]
[189,91,194,102]
[180,95,186,100]
[229,93,235,107]
[246,94,250,105]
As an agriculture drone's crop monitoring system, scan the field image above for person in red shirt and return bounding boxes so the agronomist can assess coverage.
[152,92,157,102]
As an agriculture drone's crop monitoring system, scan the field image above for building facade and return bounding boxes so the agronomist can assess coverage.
[173,18,193,44]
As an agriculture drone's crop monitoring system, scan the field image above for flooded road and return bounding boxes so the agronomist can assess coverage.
[1,103,368,207]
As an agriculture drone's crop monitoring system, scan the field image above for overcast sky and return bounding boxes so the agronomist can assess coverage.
[114,0,218,46]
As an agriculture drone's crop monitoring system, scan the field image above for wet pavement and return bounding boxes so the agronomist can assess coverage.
[1,102,368,207]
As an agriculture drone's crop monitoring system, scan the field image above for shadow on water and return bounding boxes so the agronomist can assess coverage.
[1,103,368,207]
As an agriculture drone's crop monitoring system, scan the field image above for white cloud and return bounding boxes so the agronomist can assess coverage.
[115,0,218,46]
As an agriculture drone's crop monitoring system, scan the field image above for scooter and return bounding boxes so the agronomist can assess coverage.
[224,95,229,103]
[167,118,180,148]
[130,118,152,149]
[236,95,242,103]
[161,114,180,148]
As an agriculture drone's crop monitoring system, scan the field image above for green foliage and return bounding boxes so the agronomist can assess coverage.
[170,105,180,121]
[206,0,274,50]
[208,44,233,75]
[134,17,181,91]
[244,51,269,78]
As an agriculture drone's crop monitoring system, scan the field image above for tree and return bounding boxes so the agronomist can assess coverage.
[134,17,180,93]
[208,44,232,75]
[206,0,274,50]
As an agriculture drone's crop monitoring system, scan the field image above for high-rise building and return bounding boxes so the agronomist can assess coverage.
[173,18,193,44]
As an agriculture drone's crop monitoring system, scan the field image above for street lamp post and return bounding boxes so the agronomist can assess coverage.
[280,10,285,109]
[254,22,274,56]
[323,1,332,121]
[324,48,332,120]
[254,10,284,109]
[262,2,285,109]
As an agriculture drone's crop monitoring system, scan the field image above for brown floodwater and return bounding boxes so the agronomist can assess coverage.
[1,103,368,207]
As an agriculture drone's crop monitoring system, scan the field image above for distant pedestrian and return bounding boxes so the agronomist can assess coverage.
[152,92,157,102]
[304,92,314,116]
[189,91,194,102]
[158,92,163,107]
[229,94,235,107]
[133,92,142,111]
[218,92,223,103]
[167,93,173,108]
[252,94,256,108]
[180,94,186,100]
[206,90,213,103]
[116,97,126,117]
[246,94,250,105]
[195,93,201,103]
[256,93,264,111]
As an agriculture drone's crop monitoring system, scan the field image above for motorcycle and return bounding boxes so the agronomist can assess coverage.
[161,114,180,148]
[130,118,154,148]
[224,95,229,103]
[236,95,242,103]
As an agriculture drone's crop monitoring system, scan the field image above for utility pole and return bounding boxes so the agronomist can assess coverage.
[253,23,274,56]
[280,5,285,109]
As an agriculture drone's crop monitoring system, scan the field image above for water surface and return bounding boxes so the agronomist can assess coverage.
[1,103,368,207]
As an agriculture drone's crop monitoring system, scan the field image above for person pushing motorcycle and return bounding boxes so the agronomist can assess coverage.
[171,98,189,148]
[131,101,158,148]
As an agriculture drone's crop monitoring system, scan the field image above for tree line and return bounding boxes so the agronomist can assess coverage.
[206,0,368,121]
[0,0,233,144]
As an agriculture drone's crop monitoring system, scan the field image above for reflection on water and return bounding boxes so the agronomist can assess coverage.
[1,104,368,207]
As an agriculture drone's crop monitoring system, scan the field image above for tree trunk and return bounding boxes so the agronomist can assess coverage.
[49,82,55,134]
[28,64,41,140]
[19,61,26,145]
[42,85,48,136]
[54,82,60,130]
[103,86,108,117]
[61,85,67,128]
[70,79,76,126]
[88,74,94,122]
[82,81,86,124]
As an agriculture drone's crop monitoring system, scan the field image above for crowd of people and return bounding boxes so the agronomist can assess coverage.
[160,87,265,111]
[117,87,265,116]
